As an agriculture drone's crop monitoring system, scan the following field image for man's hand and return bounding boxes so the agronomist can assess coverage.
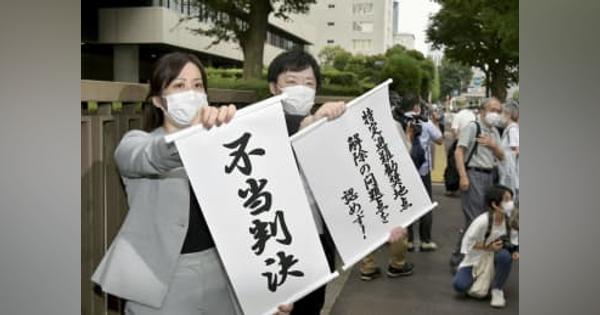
[512,252,520,261]
[274,303,293,315]
[314,101,346,121]
[432,111,441,123]
[459,175,470,191]
[389,226,407,243]
[476,133,497,149]
[299,101,345,129]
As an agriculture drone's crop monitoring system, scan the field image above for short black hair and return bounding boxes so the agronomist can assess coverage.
[399,92,420,112]
[267,50,322,90]
[485,184,514,210]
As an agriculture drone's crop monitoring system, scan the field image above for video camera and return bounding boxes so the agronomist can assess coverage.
[391,107,428,137]
[389,92,429,137]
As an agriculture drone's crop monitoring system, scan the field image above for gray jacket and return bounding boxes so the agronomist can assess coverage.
[91,127,193,308]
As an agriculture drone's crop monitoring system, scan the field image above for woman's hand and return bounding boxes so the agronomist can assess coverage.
[512,252,519,261]
[274,303,293,315]
[388,226,407,243]
[487,239,503,252]
[193,104,236,128]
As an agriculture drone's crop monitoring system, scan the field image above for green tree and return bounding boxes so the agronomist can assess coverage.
[318,45,351,69]
[427,0,518,101]
[380,53,422,96]
[439,57,473,100]
[188,0,316,80]
[384,44,408,58]
[419,58,436,101]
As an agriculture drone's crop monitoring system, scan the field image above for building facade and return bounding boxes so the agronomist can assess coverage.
[82,0,313,83]
[392,33,416,50]
[295,0,396,56]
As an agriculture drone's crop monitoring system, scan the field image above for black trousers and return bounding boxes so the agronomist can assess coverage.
[408,172,433,243]
[290,226,336,315]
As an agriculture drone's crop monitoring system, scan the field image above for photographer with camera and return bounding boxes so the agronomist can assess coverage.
[395,93,444,252]
[452,184,519,308]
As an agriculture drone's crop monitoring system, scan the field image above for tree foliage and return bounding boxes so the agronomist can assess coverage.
[316,44,438,100]
[382,45,436,100]
[380,53,422,97]
[188,0,316,79]
[427,0,518,101]
[439,56,473,99]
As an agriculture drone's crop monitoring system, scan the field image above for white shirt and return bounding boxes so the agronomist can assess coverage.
[499,122,519,191]
[404,112,443,176]
[459,212,517,268]
[452,109,476,136]
[417,119,443,176]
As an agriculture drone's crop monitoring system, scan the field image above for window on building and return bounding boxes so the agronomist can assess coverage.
[352,39,372,51]
[327,22,335,26]
[353,21,374,33]
[353,3,374,15]
[266,31,302,51]
[328,4,335,8]
[327,39,335,44]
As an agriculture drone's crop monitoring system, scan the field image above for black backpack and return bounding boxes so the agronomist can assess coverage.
[410,132,426,170]
[444,121,481,191]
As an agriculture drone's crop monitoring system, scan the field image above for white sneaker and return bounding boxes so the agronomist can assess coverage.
[420,241,438,251]
[490,289,506,308]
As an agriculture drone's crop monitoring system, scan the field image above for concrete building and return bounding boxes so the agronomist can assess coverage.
[392,33,416,50]
[296,0,396,56]
[82,0,314,83]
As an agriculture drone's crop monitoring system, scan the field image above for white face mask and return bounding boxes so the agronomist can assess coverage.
[163,90,208,127]
[501,200,515,216]
[280,85,316,116]
[485,112,502,126]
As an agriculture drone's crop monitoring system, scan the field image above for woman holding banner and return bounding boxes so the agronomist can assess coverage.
[91,52,293,315]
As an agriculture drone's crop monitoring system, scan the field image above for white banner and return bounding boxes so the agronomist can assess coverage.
[291,80,438,270]
[166,96,337,315]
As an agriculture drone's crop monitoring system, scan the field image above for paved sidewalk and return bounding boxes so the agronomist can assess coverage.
[327,184,519,315]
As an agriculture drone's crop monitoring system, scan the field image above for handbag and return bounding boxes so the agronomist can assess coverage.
[468,251,495,298]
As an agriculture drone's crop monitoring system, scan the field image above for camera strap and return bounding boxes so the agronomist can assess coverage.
[484,212,511,244]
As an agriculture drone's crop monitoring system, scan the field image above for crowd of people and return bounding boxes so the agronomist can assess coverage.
[389,84,520,309]
[90,49,519,314]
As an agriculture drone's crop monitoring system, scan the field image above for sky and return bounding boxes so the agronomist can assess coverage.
[396,0,441,55]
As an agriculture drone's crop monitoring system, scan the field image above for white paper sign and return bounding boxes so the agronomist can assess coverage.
[166,96,338,315]
[291,80,438,269]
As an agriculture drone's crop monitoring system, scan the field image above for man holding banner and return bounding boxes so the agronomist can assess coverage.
[265,50,411,312]
[291,78,438,285]
[266,50,345,315]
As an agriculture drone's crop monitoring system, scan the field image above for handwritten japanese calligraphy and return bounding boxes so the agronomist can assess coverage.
[341,187,367,239]
[224,132,304,292]
[361,107,412,212]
